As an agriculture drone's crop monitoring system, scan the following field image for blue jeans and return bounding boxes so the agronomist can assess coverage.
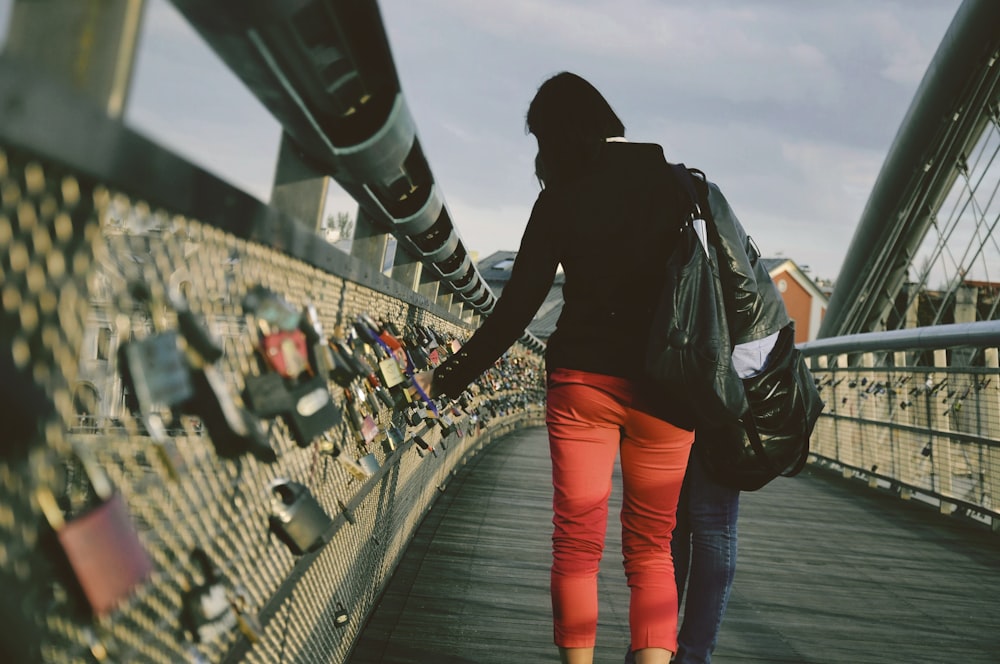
[624,452,739,663]
[671,451,740,664]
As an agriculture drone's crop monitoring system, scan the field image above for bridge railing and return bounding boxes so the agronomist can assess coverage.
[800,322,1000,531]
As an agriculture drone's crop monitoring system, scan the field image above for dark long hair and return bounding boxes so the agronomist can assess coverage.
[526,72,625,186]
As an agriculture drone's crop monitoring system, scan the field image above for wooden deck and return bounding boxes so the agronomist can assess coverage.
[348,427,1000,664]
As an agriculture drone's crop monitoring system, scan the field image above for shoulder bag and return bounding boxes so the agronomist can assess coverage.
[647,164,824,490]
[644,164,747,426]
[696,321,824,490]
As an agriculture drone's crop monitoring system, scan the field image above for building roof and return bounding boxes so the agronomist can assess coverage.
[764,257,829,303]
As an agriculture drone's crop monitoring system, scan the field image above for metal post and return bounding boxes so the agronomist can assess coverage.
[984,348,1000,532]
[4,0,147,118]
[270,132,329,232]
[933,348,956,512]
[390,245,422,292]
[418,270,439,301]
[351,207,390,268]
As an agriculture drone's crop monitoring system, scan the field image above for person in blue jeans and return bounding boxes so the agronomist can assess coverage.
[626,336,781,664]
[669,452,740,663]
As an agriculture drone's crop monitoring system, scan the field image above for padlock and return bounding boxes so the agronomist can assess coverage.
[301,304,354,387]
[286,376,342,447]
[378,355,406,389]
[357,381,382,417]
[311,338,344,386]
[326,341,361,387]
[242,285,301,331]
[352,348,382,388]
[180,548,238,644]
[404,404,424,427]
[36,451,152,616]
[357,451,380,476]
[416,324,438,350]
[383,426,405,455]
[406,343,431,371]
[440,414,459,439]
[119,330,194,440]
[268,479,332,555]
[316,439,369,481]
[336,449,374,481]
[334,602,349,628]
[372,380,397,411]
[359,414,380,445]
[332,339,367,378]
[177,308,224,364]
[353,318,391,361]
[382,319,402,337]
[242,371,295,419]
[184,361,277,464]
[342,387,368,442]
[260,327,310,379]
[413,434,437,458]
[378,325,408,363]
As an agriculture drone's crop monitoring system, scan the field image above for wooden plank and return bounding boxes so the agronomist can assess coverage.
[348,427,1000,663]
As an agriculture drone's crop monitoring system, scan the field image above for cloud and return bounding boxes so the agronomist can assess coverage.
[28,0,952,286]
[442,196,535,259]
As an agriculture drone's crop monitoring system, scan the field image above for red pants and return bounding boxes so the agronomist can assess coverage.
[546,368,693,652]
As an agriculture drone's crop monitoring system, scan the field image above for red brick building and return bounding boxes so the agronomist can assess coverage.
[762,258,829,343]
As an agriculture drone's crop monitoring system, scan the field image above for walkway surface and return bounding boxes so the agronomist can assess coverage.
[348,427,1000,664]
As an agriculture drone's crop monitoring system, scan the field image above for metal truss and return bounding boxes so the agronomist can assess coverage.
[820,0,1000,337]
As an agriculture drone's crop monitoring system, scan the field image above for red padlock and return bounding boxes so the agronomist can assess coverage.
[37,452,152,616]
[261,329,310,379]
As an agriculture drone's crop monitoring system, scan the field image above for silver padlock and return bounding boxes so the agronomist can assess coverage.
[268,479,332,555]
[120,330,194,440]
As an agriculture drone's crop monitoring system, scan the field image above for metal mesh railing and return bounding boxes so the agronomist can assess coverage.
[0,140,545,663]
[803,333,1000,528]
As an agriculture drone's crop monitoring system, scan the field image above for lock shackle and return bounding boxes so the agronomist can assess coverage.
[269,478,298,504]
[190,547,218,586]
[75,448,114,501]
[268,479,308,520]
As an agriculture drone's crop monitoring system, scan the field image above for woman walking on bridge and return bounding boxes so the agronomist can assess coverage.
[417,72,696,664]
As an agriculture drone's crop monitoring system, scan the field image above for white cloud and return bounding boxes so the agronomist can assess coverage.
[440,196,534,258]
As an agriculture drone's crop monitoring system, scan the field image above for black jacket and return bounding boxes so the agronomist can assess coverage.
[434,141,684,397]
[704,180,790,345]
[433,141,788,420]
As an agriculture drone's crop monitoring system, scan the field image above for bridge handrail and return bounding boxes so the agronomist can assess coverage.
[800,320,1000,356]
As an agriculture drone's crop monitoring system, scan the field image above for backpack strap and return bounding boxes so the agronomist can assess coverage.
[669,163,714,225]
[669,162,700,222]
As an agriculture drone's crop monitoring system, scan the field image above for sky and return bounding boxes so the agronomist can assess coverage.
[1,0,964,282]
